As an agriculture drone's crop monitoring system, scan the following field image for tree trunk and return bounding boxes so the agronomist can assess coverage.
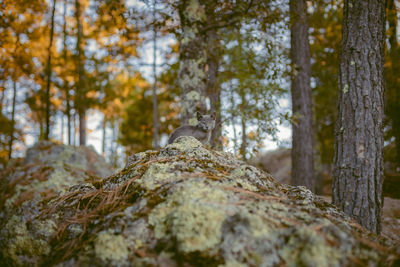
[206,26,222,149]
[177,0,208,125]
[61,112,64,143]
[386,0,400,166]
[8,80,17,160]
[289,0,314,192]
[152,0,159,149]
[73,111,77,146]
[102,116,106,157]
[230,83,238,155]
[239,88,247,160]
[63,0,71,145]
[333,0,385,234]
[75,0,86,146]
[44,0,57,140]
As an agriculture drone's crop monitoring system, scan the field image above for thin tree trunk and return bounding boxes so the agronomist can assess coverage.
[63,0,71,145]
[230,84,238,155]
[237,26,247,159]
[239,88,247,159]
[289,0,314,192]
[102,116,106,157]
[8,80,17,160]
[387,0,400,166]
[333,0,385,234]
[75,0,86,146]
[61,112,64,143]
[0,81,5,112]
[152,0,159,149]
[45,0,57,140]
[177,0,208,125]
[73,110,77,146]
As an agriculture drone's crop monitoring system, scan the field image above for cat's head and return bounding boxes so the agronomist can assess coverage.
[196,112,216,131]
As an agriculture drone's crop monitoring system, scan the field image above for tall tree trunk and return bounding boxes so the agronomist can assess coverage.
[44,0,57,140]
[239,88,247,159]
[206,26,222,149]
[177,0,208,125]
[237,27,247,159]
[73,110,77,146]
[289,0,314,192]
[386,0,400,166]
[75,0,86,146]
[230,83,238,155]
[8,80,17,160]
[333,0,385,234]
[63,0,71,145]
[102,116,106,157]
[152,0,159,149]
[61,112,64,143]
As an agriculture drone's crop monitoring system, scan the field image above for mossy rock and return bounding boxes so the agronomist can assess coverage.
[0,137,398,266]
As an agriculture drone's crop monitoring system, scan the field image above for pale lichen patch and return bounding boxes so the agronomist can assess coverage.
[95,230,129,264]
[149,179,228,253]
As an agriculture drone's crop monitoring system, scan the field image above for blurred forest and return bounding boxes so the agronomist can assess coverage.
[0,0,399,178]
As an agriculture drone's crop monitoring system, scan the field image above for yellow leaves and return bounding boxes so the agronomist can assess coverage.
[248,131,258,140]
[87,91,99,99]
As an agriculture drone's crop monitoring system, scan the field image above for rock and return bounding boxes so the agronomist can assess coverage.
[250,148,291,185]
[0,137,399,266]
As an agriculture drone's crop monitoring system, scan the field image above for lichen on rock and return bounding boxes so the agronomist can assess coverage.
[0,137,399,266]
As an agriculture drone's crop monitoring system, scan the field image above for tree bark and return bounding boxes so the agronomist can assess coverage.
[177,0,208,126]
[75,0,86,146]
[237,26,247,159]
[239,88,247,160]
[289,0,314,192]
[8,80,17,160]
[333,0,385,234]
[152,0,159,149]
[63,0,71,145]
[44,0,57,140]
[102,116,106,157]
[206,27,222,149]
[386,0,400,166]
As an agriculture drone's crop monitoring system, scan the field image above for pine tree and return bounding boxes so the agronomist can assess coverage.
[333,0,385,233]
[44,0,57,140]
[289,0,314,192]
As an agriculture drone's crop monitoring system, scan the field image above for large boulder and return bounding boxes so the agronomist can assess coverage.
[0,137,398,266]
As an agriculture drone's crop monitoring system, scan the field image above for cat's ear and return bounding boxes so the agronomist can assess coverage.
[211,112,216,119]
[196,112,202,120]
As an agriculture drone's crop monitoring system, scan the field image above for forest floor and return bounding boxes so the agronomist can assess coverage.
[321,196,400,244]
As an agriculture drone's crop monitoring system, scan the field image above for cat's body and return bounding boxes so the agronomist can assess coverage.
[168,113,216,145]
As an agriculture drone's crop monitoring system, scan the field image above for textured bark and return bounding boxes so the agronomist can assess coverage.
[44,0,57,140]
[289,0,314,192]
[102,116,106,157]
[239,87,247,160]
[63,0,71,145]
[386,0,400,165]
[152,0,159,149]
[333,0,385,234]
[206,26,221,149]
[177,0,208,126]
[8,80,17,160]
[75,0,86,146]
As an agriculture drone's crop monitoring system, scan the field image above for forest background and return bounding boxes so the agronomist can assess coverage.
[0,0,399,194]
